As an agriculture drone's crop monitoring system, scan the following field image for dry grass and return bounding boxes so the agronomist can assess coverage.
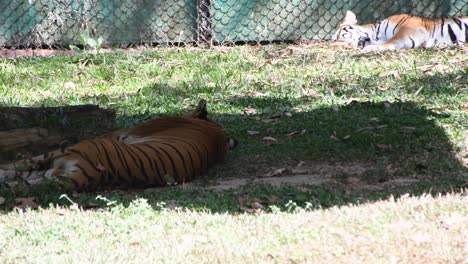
[0,191,466,263]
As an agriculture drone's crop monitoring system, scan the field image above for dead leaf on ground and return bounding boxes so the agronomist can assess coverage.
[244,107,257,115]
[247,130,260,136]
[286,129,306,137]
[63,81,76,89]
[379,70,401,80]
[261,168,286,177]
[417,64,451,75]
[0,196,5,205]
[260,118,279,124]
[301,88,323,98]
[255,58,273,70]
[251,199,264,209]
[262,137,278,145]
[253,91,266,97]
[14,197,38,209]
[240,206,258,213]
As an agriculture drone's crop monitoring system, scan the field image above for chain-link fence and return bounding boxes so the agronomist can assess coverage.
[1,0,467,48]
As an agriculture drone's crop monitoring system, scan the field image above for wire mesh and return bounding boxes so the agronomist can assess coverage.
[0,0,467,48]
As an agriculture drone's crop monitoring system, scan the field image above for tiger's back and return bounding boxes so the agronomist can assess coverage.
[335,10,468,51]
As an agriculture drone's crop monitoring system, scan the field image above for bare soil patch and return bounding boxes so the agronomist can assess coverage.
[174,161,424,192]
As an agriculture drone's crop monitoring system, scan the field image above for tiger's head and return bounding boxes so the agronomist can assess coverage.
[334,10,371,48]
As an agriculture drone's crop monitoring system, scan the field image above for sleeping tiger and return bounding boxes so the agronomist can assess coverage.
[334,10,468,52]
[0,100,236,191]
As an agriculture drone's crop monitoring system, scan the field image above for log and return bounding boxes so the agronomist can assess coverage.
[0,105,115,163]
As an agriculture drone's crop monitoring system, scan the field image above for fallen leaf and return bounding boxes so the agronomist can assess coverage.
[284,112,292,117]
[244,108,257,115]
[286,131,300,137]
[0,196,5,205]
[301,88,323,98]
[171,75,181,81]
[262,136,277,143]
[251,199,264,209]
[261,168,286,177]
[63,81,76,89]
[247,130,260,136]
[240,206,257,213]
[417,64,451,75]
[255,58,273,69]
[254,91,266,97]
[379,70,400,79]
[14,197,38,209]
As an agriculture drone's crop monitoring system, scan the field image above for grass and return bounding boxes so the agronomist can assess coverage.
[0,43,467,262]
[0,190,466,263]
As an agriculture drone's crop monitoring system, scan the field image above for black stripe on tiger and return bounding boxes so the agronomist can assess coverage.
[115,142,148,185]
[158,142,191,182]
[129,144,158,183]
[90,140,118,183]
[447,24,457,42]
[453,17,463,29]
[150,144,180,183]
[141,143,168,185]
[465,23,468,42]
[107,139,135,184]
[440,18,445,37]
[409,37,415,48]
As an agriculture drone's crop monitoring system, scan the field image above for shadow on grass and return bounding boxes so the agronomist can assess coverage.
[0,98,465,213]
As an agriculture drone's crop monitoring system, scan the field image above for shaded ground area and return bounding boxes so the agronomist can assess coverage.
[166,161,436,192]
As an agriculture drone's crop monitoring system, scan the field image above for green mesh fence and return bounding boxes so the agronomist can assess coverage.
[0,0,467,48]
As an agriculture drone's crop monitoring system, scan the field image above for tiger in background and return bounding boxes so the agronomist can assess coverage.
[334,10,468,52]
[0,100,237,191]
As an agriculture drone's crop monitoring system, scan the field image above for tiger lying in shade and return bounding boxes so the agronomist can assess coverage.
[334,10,468,51]
[0,100,236,191]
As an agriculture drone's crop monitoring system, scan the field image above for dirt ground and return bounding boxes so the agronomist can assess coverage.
[161,161,424,192]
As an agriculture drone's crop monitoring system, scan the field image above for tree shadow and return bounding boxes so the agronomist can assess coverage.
[2,97,464,213]
[0,63,466,213]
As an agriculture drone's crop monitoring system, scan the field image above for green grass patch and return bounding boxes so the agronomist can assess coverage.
[0,43,467,262]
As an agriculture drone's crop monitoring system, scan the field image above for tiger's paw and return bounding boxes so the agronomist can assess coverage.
[361,44,386,53]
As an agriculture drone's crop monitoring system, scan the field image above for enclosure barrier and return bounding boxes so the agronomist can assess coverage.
[0,0,467,48]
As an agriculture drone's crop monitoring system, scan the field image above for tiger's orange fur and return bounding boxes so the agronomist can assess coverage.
[0,101,234,191]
